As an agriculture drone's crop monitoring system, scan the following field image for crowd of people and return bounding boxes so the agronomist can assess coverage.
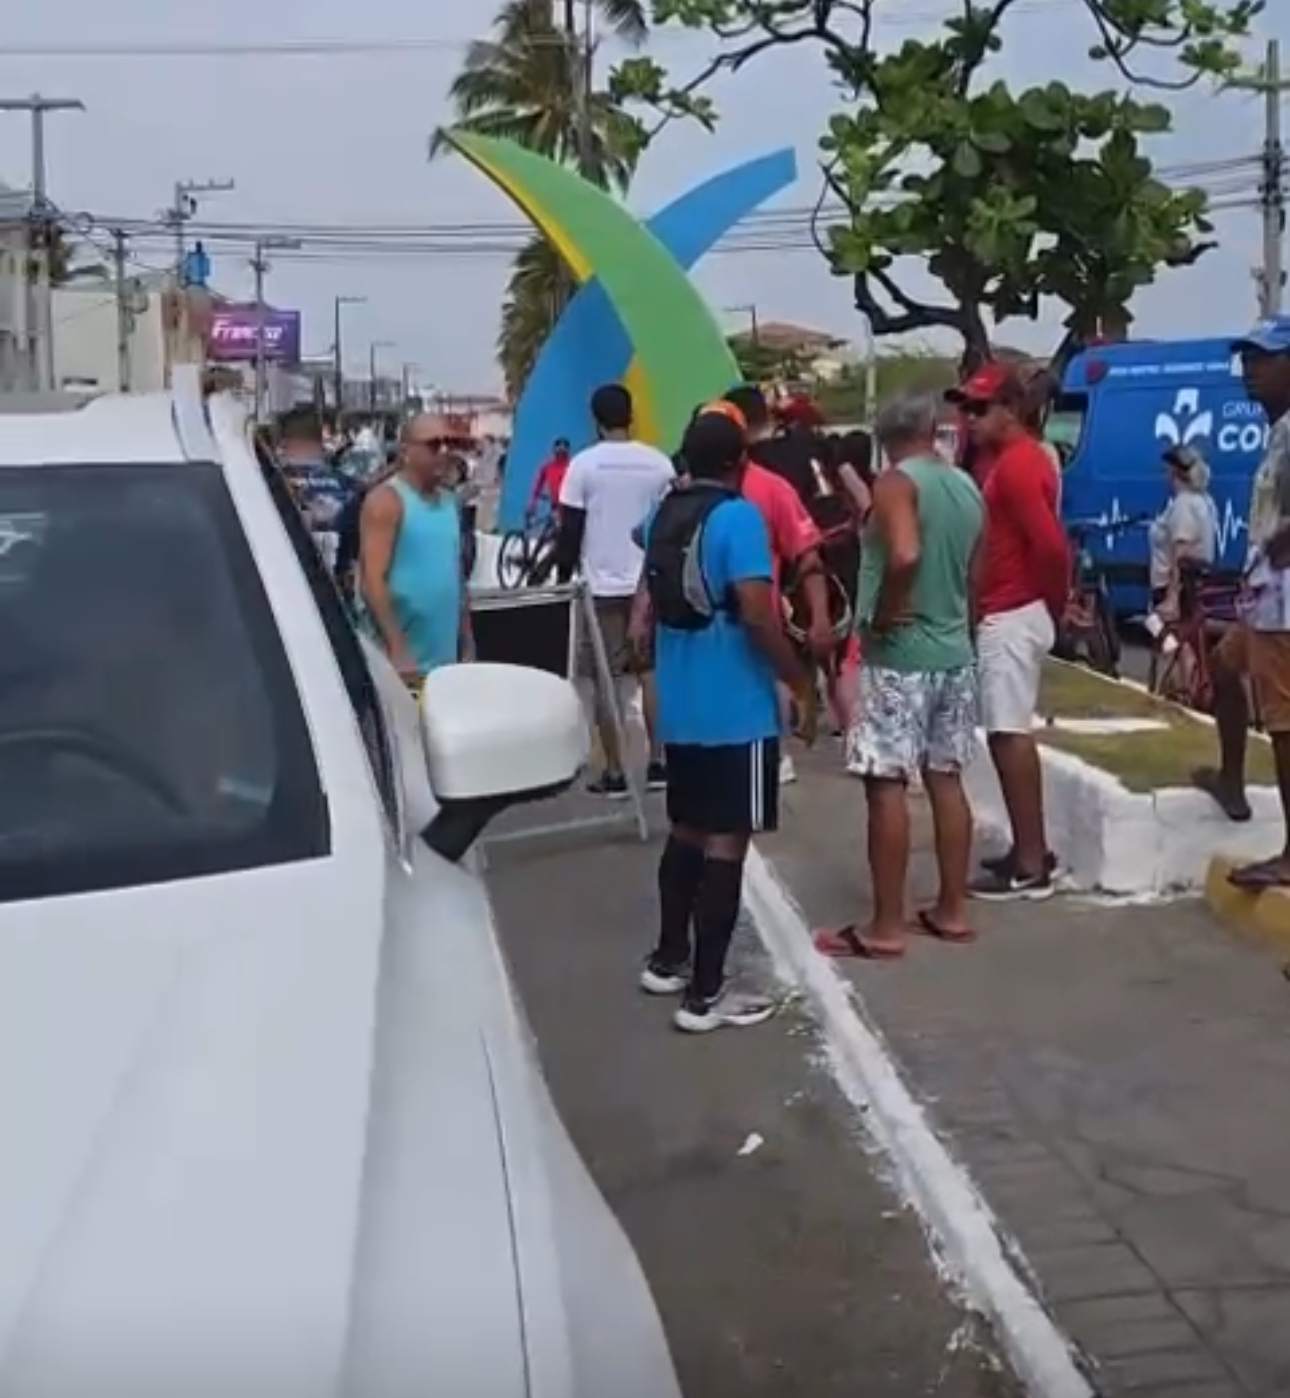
[271,313,1290,1028]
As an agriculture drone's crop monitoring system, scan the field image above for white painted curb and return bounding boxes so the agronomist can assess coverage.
[743,844,1093,1398]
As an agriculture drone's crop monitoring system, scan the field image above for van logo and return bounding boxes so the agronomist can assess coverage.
[1154,387,1213,448]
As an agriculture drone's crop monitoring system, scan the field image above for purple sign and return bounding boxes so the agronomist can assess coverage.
[207,305,302,364]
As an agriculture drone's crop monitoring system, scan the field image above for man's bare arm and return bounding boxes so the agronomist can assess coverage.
[359,486,413,667]
[733,577,808,690]
[869,470,920,633]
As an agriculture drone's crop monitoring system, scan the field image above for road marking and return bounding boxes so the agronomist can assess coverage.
[742,844,1093,1398]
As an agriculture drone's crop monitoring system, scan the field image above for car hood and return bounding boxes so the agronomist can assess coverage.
[0,850,389,1398]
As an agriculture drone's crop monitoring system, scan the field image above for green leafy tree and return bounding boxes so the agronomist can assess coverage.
[623,0,1258,366]
[727,335,807,384]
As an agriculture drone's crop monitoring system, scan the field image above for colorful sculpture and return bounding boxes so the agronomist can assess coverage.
[442,132,797,529]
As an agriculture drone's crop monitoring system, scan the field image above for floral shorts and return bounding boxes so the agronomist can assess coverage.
[845,663,979,779]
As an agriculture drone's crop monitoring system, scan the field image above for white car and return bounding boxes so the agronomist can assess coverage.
[0,370,680,1398]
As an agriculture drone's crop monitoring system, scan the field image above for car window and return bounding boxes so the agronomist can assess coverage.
[0,462,329,903]
[254,443,402,834]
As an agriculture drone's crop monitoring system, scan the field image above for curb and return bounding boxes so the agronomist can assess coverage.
[742,844,1094,1398]
[1204,855,1290,955]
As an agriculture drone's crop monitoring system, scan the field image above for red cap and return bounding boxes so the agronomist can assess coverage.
[775,394,824,428]
[945,361,1023,405]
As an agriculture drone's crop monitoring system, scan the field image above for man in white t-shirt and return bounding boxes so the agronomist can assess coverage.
[556,383,675,798]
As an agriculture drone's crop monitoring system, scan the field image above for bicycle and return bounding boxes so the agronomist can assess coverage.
[496,511,559,590]
[1146,562,1242,714]
[1054,516,1146,678]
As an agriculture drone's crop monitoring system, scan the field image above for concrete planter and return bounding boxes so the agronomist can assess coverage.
[963,734,1282,896]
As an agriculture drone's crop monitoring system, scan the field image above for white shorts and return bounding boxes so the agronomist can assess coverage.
[978,601,1054,734]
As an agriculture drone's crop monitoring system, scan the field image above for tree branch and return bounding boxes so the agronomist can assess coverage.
[1077,0,1201,90]
[853,267,963,336]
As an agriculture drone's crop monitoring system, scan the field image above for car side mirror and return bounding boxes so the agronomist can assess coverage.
[418,662,588,861]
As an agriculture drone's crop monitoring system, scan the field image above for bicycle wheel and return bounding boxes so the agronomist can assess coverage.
[496,529,532,589]
[1085,597,1119,677]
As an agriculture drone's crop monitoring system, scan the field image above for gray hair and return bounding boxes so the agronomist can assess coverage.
[873,393,940,454]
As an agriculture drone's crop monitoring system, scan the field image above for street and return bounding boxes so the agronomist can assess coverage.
[486,820,1022,1398]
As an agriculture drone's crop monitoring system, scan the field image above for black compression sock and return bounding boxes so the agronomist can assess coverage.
[655,834,706,968]
[692,858,744,1002]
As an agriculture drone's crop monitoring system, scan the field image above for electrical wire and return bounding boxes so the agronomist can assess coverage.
[0,3,1086,59]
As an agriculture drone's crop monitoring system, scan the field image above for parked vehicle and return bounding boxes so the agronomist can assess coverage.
[0,370,680,1398]
[1056,337,1263,614]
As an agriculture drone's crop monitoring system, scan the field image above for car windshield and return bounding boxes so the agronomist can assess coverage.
[0,461,328,903]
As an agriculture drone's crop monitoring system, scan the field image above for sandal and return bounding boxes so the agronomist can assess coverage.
[813,924,906,960]
[914,909,977,944]
[1228,858,1290,891]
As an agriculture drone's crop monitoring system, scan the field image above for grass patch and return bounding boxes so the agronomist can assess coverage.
[1034,660,1276,792]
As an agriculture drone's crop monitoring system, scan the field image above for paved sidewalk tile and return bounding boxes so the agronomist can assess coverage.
[759,745,1290,1397]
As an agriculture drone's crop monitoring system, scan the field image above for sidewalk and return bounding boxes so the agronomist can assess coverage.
[484,817,1019,1398]
[759,744,1290,1398]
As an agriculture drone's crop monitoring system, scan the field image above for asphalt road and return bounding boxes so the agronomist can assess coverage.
[486,824,1021,1398]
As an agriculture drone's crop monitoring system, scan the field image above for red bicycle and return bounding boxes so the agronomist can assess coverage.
[1146,563,1242,713]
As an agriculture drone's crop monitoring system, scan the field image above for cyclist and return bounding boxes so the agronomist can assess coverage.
[527,437,572,521]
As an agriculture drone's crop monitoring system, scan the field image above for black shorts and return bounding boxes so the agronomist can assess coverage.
[664,738,780,835]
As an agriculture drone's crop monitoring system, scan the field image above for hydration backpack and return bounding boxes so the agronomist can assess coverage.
[644,482,737,630]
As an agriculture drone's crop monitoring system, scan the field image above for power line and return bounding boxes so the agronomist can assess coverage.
[0,5,1080,60]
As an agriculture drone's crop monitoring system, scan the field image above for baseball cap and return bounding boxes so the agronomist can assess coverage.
[1231,316,1290,356]
[680,409,746,476]
[699,398,748,431]
[945,361,1025,406]
[775,393,824,428]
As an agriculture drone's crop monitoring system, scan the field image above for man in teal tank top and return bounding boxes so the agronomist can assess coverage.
[821,394,984,961]
[360,415,473,681]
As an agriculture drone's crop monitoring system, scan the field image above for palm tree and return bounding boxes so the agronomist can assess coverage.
[431,0,648,396]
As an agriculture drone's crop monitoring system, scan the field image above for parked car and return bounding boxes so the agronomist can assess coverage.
[0,369,680,1398]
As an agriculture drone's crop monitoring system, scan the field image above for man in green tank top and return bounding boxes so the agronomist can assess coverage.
[820,394,984,961]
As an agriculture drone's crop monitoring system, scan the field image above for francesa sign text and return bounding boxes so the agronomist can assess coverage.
[207,306,302,363]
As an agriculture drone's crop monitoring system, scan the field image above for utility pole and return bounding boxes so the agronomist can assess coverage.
[111,228,130,391]
[0,94,84,391]
[166,177,234,271]
[1232,40,1289,316]
[368,340,393,414]
[251,235,299,422]
[333,294,365,416]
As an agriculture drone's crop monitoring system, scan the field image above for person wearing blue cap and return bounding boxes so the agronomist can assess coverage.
[1193,315,1290,888]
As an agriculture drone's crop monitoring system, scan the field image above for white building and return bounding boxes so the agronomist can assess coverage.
[52,278,168,393]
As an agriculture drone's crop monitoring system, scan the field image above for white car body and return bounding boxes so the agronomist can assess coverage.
[0,373,680,1398]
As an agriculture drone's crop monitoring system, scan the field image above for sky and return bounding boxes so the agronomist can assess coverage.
[0,0,1284,395]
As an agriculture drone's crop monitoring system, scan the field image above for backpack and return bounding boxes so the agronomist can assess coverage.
[644,482,738,630]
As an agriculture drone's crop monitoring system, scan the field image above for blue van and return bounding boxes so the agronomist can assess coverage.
[1056,337,1267,613]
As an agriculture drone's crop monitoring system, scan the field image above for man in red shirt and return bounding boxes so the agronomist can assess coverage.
[947,364,1068,899]
[526,437,571,519]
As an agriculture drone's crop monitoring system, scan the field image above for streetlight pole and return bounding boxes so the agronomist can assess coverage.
[0,94,84,391]
[333,294,365,416]
[167,177,234,272]
[251,235,300,422]
[368,340,393,414]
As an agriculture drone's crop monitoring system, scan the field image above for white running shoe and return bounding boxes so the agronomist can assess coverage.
[673,988,777,1033]
[779,753,797,785]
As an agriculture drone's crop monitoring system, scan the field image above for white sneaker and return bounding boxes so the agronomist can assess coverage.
[673,988,777,1033]
[639,960,688,996]
[779,754,797,785]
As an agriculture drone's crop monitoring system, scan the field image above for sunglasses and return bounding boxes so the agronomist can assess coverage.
[961,399,995,418]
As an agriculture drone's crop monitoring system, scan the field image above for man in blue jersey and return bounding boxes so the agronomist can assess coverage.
[638,411,808,1033]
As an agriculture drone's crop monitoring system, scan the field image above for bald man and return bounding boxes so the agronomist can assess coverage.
[359,415,474,681]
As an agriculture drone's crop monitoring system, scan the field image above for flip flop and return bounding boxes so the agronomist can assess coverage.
[813,924,906,960]
[1228,858,1290,891]
[1191,767,1253,822]
[914,909,977,944]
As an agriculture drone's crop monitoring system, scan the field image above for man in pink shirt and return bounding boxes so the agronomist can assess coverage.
[719,388,834,782]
